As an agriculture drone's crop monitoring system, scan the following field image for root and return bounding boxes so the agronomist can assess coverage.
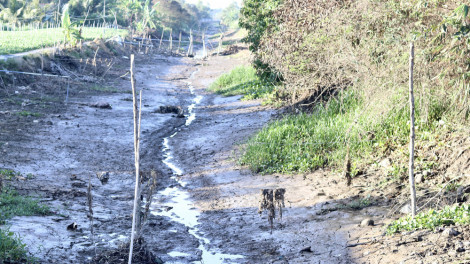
[259,188,286,233]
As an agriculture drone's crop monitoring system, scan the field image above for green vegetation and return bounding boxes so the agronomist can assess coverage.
[342,196,373,210]
[220,1,240,30]
[240,89,444,174]
[237,0,466,176]
[0,188,51,224]
[0,28,128,55]
[387,204,470,234]
[0,169,49,262]
[0,228,32,263]
[89,84,119,93]
[16,111,41,117]
[239,0,281,81]
[209,65,275,100]
[0,0,211,54]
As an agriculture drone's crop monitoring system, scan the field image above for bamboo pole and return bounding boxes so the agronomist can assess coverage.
[409,42,417,217]
[128,54,142,264]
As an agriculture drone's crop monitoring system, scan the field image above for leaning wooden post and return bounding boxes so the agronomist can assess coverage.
[202,31,206,58]
[159,28,164,50]
[128,54,142,264]
[178,31,182,54]
[217,33,224,56]
[169,29,173,53]
[408,42,417,217]
[187,29,193,56]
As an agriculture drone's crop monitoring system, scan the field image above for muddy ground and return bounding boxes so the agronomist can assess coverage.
[2,37,470,264]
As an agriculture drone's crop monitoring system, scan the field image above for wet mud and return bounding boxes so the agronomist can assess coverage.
[1,44,431,264]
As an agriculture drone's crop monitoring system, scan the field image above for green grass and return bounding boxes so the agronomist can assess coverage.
[16,111,41,117]
[387,204,470,235]
[0,188,51,224]
[0,27,128,55]
[0,169,21,180]
[89,84,119,93]
[0,227,32,263]
[240,90,444,174]
[209,65,275,100]
[0,170,49,263]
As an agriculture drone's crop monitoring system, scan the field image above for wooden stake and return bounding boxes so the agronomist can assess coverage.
[202,31,206,58]
[178,31,182,54]
[409,42,417,217]
[217,33,224,56]
[128,54,142,264]
[169,29,173,53]
[159,29,164,50]
[187,29,193,57]
[93,47,100,75]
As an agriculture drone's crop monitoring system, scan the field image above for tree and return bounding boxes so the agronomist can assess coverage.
[220,1,239,29]
[239,0,281,81]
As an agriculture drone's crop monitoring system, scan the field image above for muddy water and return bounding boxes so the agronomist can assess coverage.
[151,69,244,263]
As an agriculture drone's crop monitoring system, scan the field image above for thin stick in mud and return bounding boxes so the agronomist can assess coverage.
[128,54,143,264]
[409,42,417,217]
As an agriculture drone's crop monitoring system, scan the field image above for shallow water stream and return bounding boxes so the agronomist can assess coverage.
[151,69,244,263]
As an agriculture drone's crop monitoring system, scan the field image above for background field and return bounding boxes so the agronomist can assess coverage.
[0,27,128,55]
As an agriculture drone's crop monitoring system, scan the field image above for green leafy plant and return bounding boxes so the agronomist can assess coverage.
[0,227,32,263]
[387,204,470,235]
[0,188,51,224]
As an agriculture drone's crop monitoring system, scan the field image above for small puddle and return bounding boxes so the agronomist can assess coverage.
[151,69,244,263]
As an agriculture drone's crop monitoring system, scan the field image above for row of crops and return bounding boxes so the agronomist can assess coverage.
[0,27,128,55]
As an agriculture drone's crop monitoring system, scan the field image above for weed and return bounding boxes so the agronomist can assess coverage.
[16,111,41,117]
[387,204,470,235]
[89,84,119,93]
[241,89,440,174]
[0,188,51,224]
[340,196,373,210]
[0,227,33,263]
[0,169,20,180]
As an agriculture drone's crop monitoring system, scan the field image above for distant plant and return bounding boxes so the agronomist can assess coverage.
[61,4,82,45]
[220,1,240,30]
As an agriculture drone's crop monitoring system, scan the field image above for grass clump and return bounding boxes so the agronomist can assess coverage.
[0,188,51,224]
[240,90,444,174]
[209,65,275,100]
[16,111,41,117]
[241,91,366,173]
[0,227,32,263]
[386,204,470,235]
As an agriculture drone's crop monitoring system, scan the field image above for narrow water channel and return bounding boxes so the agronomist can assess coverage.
[151,69,244,263]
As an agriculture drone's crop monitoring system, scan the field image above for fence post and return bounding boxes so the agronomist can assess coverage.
[408,42,417,217]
